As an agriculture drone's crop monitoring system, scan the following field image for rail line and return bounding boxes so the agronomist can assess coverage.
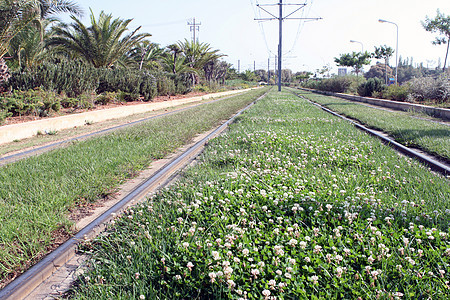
[0,91,253,166]
[0,90,269,300]
[290,89,450,176]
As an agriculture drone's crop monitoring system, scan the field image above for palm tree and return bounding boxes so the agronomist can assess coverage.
[177,39,224,85]
[0,0,82,86]
[127,40,163,70]
[47,9,151,68]
[0,1,40,86]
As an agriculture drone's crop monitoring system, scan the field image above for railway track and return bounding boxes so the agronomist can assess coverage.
[0,91,253,166]
[0,90,269,300]
[290,89,450,177]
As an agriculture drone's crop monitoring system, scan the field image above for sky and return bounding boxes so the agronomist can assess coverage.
[60,0,450,74]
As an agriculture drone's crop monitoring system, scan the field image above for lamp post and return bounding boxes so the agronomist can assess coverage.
[379,19,398,85]
[350,40,364,53]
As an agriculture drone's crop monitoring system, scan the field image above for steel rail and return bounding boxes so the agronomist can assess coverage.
[0,89,269,300]
[0,91,252,166]
[290,90,450,176]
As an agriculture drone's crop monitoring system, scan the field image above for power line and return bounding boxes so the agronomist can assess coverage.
[187,18,201,42]
[255,1,321,91]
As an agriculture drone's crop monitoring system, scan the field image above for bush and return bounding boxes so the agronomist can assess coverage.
[382,84,409,101]
[7,60,99,97]
[303,76,359,93]
[0,89,61,117]
[95,92,118,105]
[357,77,385,97]
[407,75,450,103]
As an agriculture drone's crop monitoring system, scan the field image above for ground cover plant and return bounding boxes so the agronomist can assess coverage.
[70,89,449,299]
[297,89,450,162]
[0,87,268,288]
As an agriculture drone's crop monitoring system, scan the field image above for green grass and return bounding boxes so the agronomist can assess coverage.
[0,87,268,288]
[70,89,449,299]
[295,89,450,161]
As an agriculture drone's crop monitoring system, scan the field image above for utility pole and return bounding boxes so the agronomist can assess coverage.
[187,18,201,42]
[255,1,321,91]
[254,61,256,72]
[238,60,240,73]
[268,57,270,83]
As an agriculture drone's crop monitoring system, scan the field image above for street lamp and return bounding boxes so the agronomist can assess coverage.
[350,40,364,53]
[378,19,398,85]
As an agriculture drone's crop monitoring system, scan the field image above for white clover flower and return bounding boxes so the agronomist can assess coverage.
[182,242,189,248]
[212,251,220,260]
[299,241,307,249]
[227,279,236,288]
[276,269,282,276]
[285,272,292,279]
[313,245,322,254]
[208,272,216,282]
[174,275,182,281]
[224,266,233,275]
[304,257,311,263]
[268,279,276,286]
[139,295,145,300]
[289,258,296,264]
[234,257,240,263]
[242,248,250,256]
[336,267,343,278]
[288,239,298,247]
[310,275,319,284]
[262,289,271,297]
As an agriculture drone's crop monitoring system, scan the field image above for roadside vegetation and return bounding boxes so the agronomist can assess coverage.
[70,89,449,299]
[297,90,450,161]
[0,87,268,288]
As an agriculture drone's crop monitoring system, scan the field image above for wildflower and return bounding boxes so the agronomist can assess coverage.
[139,295,145,300]
[285,272,292,279]
[268,279,276,286]
[227,279,236,289]
[224,266,233,276]
[288,239,298,247]
[262,289,271,298]
[336,267,343,278]
[311,275,319,284]
[242,248,250,256]
[174,274,182,281]
[212,251,220,260]
[187,262,194,271]
[313,245,322,254]
[299,241,307,249]
[304,257,311,263]
[251,269,260,278]
[209,272,216,283]
[182,242,189,248]
[276,269,282,276]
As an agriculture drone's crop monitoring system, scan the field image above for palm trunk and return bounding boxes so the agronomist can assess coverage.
[0,57,10,86]
[443,40,449,73]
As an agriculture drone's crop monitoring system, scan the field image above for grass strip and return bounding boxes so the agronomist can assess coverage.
[295,89,450,162]
[71,89,449,299]
[0,87,268,288]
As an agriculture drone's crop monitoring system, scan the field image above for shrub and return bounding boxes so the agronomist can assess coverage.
[7,60,99,97]
[0,89,61,117]
[95,92,118,105]
[303,76,359,93]
[382,84,409,101]
[357,77,385,97]
[407,75,450,103]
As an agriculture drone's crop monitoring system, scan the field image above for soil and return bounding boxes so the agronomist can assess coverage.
[1,91,209,126]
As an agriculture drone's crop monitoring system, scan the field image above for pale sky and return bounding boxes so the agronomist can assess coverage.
[61,0,450,74]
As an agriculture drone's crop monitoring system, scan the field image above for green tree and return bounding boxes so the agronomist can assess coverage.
[334,51,371,76]
[47,9,151,68]
[372,45,394,84]
[422,9,450,72]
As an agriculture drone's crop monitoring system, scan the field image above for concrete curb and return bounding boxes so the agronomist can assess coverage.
[0,88,256,145]
[300,88,450,120]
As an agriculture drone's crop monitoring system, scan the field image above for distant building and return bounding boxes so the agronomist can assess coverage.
[338,68,347,76]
